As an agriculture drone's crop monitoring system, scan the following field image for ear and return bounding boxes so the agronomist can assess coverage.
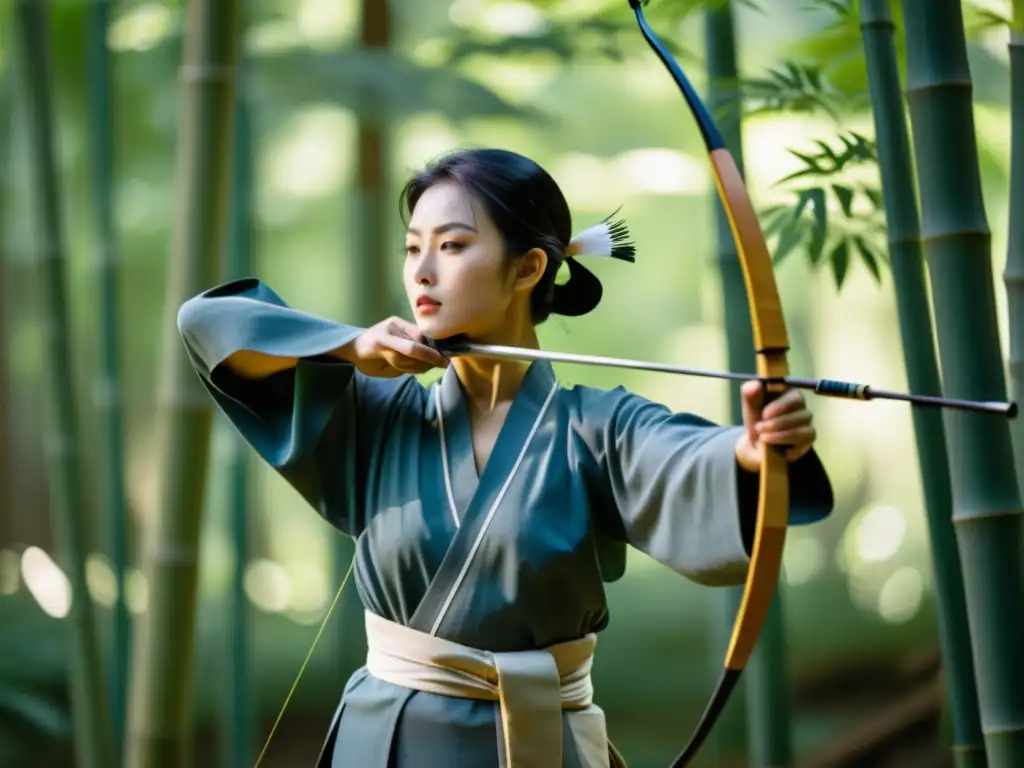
[510,247,548,293]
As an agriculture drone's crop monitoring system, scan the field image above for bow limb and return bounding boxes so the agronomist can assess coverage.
[711,151,791,670]
[628,3,791,765]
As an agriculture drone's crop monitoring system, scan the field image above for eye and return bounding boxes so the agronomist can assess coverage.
[404,244,420,256]
[441,241,465,252]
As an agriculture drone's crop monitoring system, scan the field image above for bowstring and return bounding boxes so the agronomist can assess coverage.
[252,557,356,768]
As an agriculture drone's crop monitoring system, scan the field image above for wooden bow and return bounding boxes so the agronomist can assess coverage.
[628,2,790,763]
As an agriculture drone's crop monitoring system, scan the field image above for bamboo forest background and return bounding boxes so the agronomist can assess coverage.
[1,0,1021,767]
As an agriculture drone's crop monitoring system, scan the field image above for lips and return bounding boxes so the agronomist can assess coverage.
[416,295,441,308]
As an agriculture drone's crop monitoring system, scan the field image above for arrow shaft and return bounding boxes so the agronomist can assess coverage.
[443,342,1017,419]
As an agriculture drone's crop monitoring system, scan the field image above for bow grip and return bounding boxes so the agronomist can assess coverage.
[758,376,792,456]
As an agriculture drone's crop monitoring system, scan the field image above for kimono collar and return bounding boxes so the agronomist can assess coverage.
[437,357,558,419]
[433,358,559,528]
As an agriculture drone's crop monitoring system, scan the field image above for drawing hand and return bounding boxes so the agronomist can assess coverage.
[345,317,450,378]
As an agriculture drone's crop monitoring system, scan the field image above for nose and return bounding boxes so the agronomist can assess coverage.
[412,250,436,286]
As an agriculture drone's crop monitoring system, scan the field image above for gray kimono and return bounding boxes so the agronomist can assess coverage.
[177,278,834,768]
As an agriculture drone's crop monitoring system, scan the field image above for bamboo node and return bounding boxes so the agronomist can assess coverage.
[179,65,235,84]
[146,548,198,566]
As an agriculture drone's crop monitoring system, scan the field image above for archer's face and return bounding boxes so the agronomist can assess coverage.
[403,182,519,341]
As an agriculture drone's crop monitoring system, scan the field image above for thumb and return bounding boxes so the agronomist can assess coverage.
[740,379,763,445]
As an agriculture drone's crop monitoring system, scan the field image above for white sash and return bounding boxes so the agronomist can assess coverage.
[364,610,613,768]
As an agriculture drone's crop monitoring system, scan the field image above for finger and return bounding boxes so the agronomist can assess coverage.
[380,349,434,374]
[756,410,812,435]
[740,379,763,401]
[367,360,405,379]
[394,361,435,374]
[761,389,805,420]
[386,318,425,343]
[740,380,764,445]
[758,425,816,447]
[382,335,449,368]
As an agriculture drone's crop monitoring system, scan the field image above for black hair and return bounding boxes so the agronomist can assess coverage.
[399,147,618,324]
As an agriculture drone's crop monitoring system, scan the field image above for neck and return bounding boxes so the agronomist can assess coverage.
[451,315,539,412]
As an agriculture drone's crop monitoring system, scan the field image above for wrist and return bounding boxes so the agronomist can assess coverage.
[331,336,361,363]
[734,434,761,474]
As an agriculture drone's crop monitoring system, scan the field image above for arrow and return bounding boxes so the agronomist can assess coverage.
[428,336,1017,419]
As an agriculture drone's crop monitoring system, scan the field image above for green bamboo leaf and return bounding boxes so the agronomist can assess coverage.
[761,205,794,238]
[807,187,828,260]
[442,18,632,65]
[967,8,1012,30]
[864,187,885,210]
[790,187,816,221]
[773,218,806,264]
[832,184,855,216]
[850,131,878,159]
[852,235,884,284]
[0,687,70,737]
[254,48,539,127]
[741,59,846,120]
[812,139,840,167]
[775,150,829,184]
[829,238,850,288]
[806,0,850,15]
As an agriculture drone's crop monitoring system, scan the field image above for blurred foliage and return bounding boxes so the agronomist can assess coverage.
[744,0,1014,289]
[442,18,640,64]
[762,132,887,289]
[735,61,849,120]
[0,593,70,767]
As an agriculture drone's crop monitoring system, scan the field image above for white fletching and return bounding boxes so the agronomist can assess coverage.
[569,223,615,258]
[567,215,636,263]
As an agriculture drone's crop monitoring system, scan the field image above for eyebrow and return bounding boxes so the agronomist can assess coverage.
[406,222,478,236]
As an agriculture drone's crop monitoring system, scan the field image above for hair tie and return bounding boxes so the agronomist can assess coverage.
[552,209,635,317]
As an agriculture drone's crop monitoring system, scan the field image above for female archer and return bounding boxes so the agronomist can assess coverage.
[178,147,834,768]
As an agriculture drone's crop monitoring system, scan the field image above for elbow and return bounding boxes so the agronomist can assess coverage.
[176,278,259,347]
[176,287,237,370]
[176,293,218,359]
[176,295,202,340]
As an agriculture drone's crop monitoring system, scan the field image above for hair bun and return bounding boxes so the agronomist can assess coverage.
[551,259,603,317]
[552,211,635,317]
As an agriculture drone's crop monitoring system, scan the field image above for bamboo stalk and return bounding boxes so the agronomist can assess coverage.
[0,20,13,550]
[124,0,239,764]
[859,2,985,765]
[1007,0,1024,505]
[705,3,790,765]
[900,0,1024,763]
[328,0,394,690]
[11,2,114,767]
[221,52,253,768]
[84,0,130,759]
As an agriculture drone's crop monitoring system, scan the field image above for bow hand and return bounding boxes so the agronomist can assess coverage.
[736,381,816,470]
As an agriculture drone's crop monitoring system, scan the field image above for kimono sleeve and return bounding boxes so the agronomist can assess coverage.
[577,386,834,587]
[177,277,417,536]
